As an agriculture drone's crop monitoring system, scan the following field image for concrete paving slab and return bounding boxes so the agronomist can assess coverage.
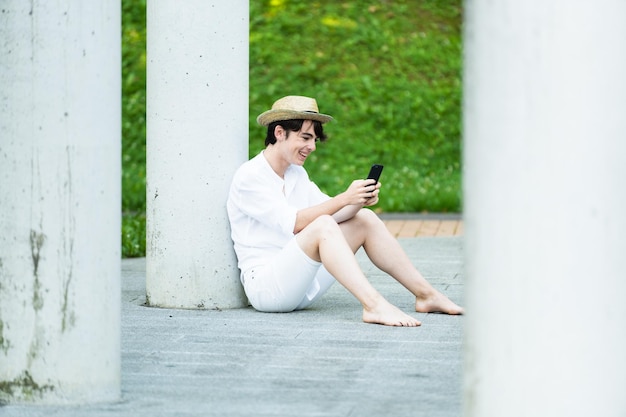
[1,237,465,417]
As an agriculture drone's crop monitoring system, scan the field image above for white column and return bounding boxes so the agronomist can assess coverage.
[146,1,249,308]
[463,1,626,416]
[0,1,121,404]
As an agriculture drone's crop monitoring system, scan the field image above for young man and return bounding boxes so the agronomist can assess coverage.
[227,95,463,326]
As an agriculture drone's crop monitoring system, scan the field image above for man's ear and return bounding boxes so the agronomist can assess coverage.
[274,125,286,141]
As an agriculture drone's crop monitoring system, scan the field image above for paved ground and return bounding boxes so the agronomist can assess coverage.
[381,213,463,238]
[2,236,465,417]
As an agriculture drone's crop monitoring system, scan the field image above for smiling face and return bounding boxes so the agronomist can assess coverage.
[267,120,319,175]
[284,120,318,165]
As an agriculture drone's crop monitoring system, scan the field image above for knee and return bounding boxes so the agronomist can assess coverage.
[353,208,383,228]
[305,215,346,240]
[310,214,341,234]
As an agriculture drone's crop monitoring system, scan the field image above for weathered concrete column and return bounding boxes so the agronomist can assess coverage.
[146,1,248,308]
[0,1,121,404]
[463,1,626,416]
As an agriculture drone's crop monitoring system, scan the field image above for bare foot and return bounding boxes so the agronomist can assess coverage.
[415,291,464,315]
[362,299,422,327]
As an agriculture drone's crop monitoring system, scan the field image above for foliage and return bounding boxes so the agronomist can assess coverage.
[121,0,462,257]
[249,0,463,212]
[122,213,146,258]
[121,0,146,258]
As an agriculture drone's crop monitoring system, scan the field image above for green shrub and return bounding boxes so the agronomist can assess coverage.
[249,0,462,214]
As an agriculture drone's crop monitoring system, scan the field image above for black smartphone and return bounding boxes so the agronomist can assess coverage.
[367,164,384,184]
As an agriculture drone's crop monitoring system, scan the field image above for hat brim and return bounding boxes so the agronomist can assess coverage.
[256,109,333,126]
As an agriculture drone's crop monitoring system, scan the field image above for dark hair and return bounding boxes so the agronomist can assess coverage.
[265,119,328,146]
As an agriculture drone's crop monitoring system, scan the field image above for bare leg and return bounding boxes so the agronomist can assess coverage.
[338,210,463,315]
[296,215,421,326]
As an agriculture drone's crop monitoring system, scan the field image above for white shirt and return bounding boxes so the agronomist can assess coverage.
[226,151,330,276]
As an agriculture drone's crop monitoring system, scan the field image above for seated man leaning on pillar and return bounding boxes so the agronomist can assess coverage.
[226,95,463,326]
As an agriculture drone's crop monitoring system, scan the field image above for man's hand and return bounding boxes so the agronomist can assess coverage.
[343,179,380,206]
[363,180,381,206]
[329,179,381,224]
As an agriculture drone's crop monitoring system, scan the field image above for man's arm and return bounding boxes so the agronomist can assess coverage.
[293,179,379,233]
[332,204,363,224]
[294,193,350,233]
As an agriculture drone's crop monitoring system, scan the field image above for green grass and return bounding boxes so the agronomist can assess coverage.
[122,0,147,258]
[121,0,463,257]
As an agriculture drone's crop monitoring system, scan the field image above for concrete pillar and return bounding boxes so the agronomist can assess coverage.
[463,1,626,416]
[0,1,121,404]
[146,0,248,308]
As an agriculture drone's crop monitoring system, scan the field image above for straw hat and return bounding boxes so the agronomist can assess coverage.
[256,95,334,126]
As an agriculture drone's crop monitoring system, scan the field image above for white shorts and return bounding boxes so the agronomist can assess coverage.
[242,238,336,313]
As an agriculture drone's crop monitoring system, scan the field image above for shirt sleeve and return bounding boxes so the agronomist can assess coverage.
[230,167,297,236]
[307,180,331,206]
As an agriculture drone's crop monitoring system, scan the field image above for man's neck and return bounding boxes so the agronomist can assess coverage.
[262,147,288,179]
